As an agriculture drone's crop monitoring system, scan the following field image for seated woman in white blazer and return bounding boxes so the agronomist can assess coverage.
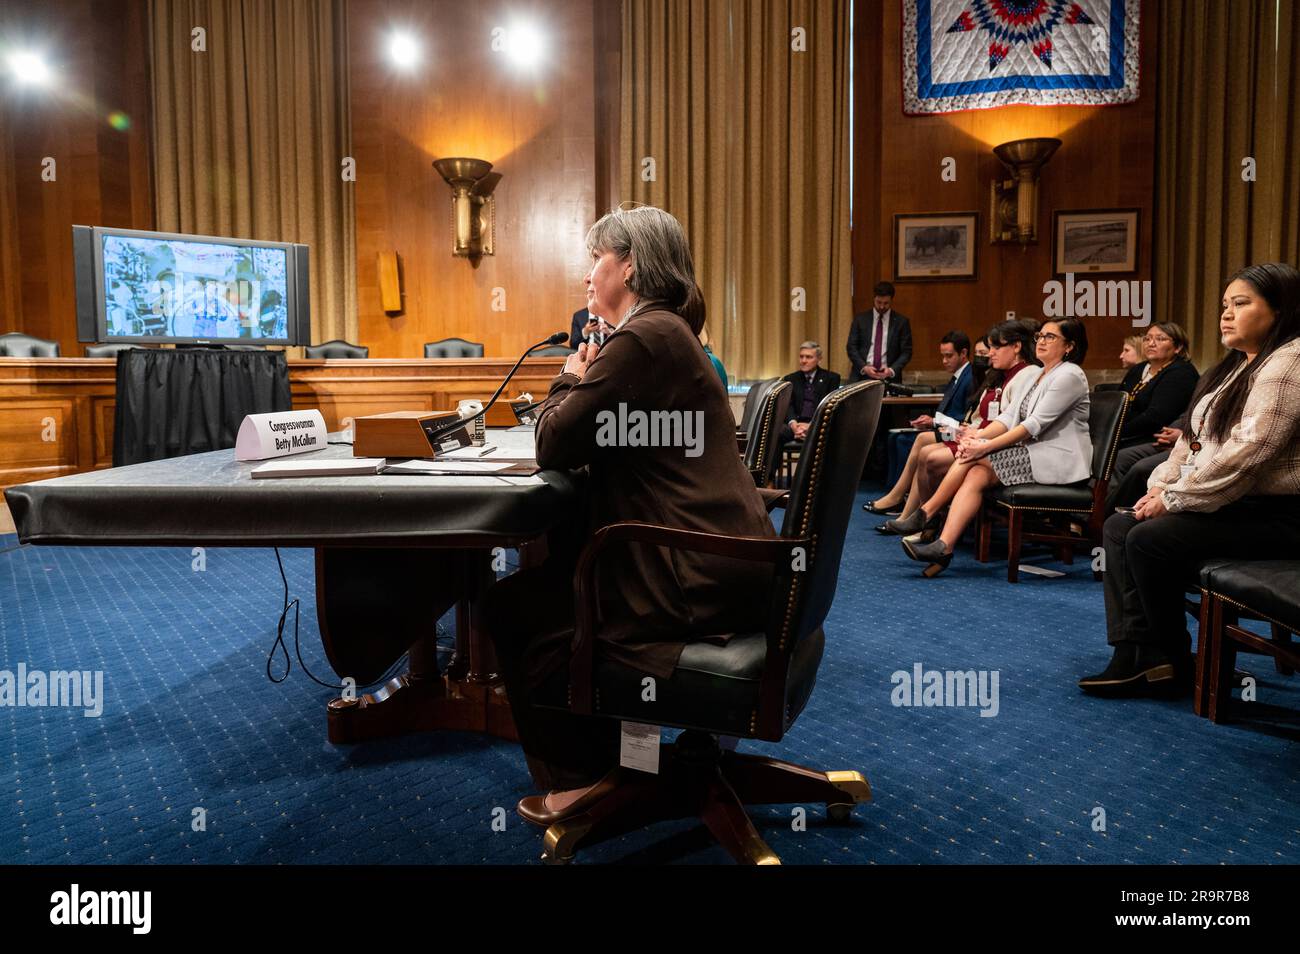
[890,318,1093,577]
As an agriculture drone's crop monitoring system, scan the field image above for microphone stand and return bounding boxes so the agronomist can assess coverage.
[423,332,570,444]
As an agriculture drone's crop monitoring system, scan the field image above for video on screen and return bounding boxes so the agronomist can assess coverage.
[101,233,290,340]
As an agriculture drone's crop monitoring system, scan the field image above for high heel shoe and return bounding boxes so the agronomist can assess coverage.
[863,497,903,515]
[901,536,953,577]
[878,506,941,537]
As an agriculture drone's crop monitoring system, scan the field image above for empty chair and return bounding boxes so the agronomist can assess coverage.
[0,332,60,357]
[1197,561,1300,723]
[743,380,792,488]
[84,342,138,358]
[738,378,779,435]
[425,338,485,358]
[305,339,369,359]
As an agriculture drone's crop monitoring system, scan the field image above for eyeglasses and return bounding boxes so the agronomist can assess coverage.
[1143,334,1173,344]
[1033,332,1061,343]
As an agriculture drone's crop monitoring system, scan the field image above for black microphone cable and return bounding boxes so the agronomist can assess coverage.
[264,546,438,691]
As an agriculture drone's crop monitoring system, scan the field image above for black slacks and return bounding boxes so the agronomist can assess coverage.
[485,558,620,792]
[1105,443,1170,509]
[1101,496,1300,652]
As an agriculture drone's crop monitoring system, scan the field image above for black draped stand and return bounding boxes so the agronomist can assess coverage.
[112,347,292,466]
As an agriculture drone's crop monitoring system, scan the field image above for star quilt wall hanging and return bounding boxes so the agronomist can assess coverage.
[902,0,1141,114]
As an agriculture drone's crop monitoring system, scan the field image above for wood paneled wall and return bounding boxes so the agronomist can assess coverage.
[349,0,619,359]
[851,0,1158,377]
[0,0,154,354]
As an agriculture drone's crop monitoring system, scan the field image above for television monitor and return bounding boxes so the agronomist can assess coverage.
[73,225,311,346]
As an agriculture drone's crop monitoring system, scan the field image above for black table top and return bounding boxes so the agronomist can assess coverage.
[4,429,577,548]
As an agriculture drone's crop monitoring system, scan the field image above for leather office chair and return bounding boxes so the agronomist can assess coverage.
[743,380,791,489]
[84,342,138,357]
[305,339,369,359]
[738,378,779,436]
[976,389,1127,582]
[1196,561,1300,723]
[0,332,60,357]
[424,337,485,358]
[533,345,576,357]
[529,380,884,864]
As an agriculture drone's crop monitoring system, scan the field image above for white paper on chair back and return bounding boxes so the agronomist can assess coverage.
[235,410,328,461]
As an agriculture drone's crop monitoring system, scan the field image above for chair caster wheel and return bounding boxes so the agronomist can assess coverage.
[827,802,854,822]
[541,850,573,865]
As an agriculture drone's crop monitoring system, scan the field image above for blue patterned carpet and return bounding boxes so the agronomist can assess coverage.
[2,488,1298,865]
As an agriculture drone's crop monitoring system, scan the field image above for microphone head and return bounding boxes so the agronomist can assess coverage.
[548,331,570,345]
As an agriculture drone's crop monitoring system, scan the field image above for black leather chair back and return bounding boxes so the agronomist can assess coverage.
[739,378,778,435]
[533,345,576,356]
[776,381,883,644]
[743,380,791,485]
[305,339,369,359]
[1088,389,1128,482]
[0,332,60,357]
[424,338,485,358]
[84,342,137,358]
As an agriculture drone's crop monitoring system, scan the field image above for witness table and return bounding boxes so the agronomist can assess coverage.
[3,428,576,744]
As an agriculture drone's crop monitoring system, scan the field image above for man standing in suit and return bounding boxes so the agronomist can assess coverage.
[847,281,913,383]
[780,341,841,443]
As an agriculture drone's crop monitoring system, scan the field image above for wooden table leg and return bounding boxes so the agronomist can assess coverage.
[316,546,517,744]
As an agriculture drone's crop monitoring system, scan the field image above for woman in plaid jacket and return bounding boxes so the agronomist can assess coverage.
[1080,262,1300,696]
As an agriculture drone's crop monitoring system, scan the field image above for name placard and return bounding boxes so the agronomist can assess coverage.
[235,410,328,461]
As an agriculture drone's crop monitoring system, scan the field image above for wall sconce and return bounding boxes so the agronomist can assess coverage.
[432,157,501,259]
[989,137,1060,244]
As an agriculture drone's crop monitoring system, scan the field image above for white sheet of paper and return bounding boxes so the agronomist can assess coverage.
[1019,564,1066,578]
[251,457,386,478]
[619,721,660,774]
[933,411,962,430]
[437,444,500,459]
[383,459,514,474]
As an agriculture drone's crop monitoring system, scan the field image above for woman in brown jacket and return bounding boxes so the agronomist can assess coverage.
[486,206,775,817]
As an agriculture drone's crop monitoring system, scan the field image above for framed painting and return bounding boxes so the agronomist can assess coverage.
[893,213,979,282]
[1052,209,1140,275]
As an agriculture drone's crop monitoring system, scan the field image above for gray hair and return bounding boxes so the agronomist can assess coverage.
[799,340,822,358]
[585,206,705,333]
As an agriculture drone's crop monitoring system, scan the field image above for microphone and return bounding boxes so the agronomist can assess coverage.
[424,331,571,443]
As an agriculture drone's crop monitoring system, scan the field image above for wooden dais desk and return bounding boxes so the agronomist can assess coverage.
[0,355,565,491]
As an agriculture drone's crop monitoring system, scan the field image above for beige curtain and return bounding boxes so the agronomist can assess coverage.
[621,0,852,381]
[1155,0,1299,369]
[148,0,356,347]
[0,91,19,333]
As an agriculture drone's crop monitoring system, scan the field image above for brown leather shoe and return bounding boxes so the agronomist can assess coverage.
[516,769,623,827]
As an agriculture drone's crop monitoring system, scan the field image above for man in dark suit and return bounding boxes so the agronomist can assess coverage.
[570,307,614,349]
[568,307,590,349]
[847,281,913,383]
[877,329,972,502]
[780,341,841,443]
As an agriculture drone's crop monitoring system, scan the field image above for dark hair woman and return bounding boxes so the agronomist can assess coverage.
[484,205,776,820]
[1115,321,1199,449]
[1080,262,1300,696]
[877,318,1043,532]
[890,318,1092,576]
